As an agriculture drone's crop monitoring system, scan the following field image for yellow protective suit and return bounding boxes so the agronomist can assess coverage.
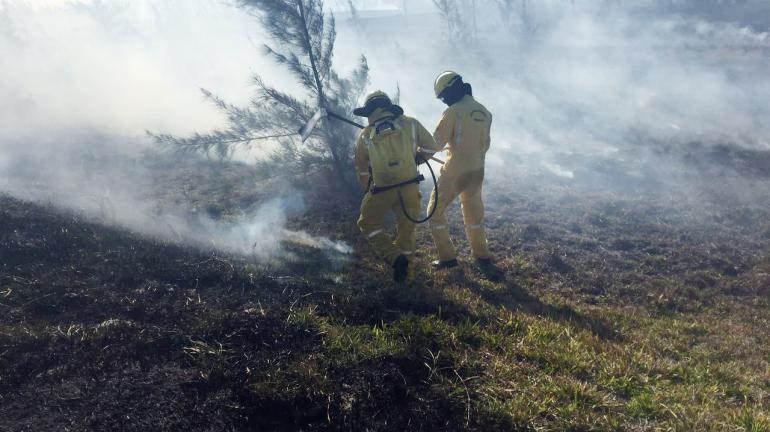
[428,94,492,261]
[355,108,440,267]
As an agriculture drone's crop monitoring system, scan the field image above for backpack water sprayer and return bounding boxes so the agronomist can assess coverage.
[298,109,444,223]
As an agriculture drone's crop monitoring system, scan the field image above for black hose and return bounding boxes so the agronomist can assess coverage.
[397,153,438,224]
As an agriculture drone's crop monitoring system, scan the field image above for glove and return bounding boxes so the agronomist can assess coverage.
[415,152,429,166]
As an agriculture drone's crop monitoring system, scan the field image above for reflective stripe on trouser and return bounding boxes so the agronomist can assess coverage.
[358,183,421,267]
[427,170,490,261]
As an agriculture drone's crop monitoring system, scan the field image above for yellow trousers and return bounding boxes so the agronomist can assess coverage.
[358,183,421,266]
[427,169,490,261]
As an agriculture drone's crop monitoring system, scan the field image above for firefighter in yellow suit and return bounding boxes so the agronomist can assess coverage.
[353,91,442,282]
[427,71,494,270]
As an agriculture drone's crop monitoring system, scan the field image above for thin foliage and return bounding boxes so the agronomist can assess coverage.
[496,0,538,39]
[432,0,474,42]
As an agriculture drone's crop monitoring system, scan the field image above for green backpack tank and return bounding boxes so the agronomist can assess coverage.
[362,116,420,188]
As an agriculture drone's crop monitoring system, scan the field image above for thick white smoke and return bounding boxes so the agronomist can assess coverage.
[335,1,770,196]
[1,0,769,258]
[0,0,351,260]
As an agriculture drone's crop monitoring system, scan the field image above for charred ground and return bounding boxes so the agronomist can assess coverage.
[1,154,770,431]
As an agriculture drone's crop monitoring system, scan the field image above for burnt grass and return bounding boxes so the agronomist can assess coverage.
[2,169,770,431]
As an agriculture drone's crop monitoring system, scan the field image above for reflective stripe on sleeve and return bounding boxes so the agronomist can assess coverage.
[401,251,413,256]
[367,229,384,239]
[411,122,417,153]
[431,225,449,230]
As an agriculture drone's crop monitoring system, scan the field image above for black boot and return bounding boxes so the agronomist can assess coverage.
[431,258,459,270]
[393,255,409,283]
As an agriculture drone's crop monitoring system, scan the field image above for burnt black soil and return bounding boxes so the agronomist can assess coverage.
[0,196,473,431]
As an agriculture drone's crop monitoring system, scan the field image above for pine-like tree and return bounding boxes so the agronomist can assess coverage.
[151,0,369,198]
